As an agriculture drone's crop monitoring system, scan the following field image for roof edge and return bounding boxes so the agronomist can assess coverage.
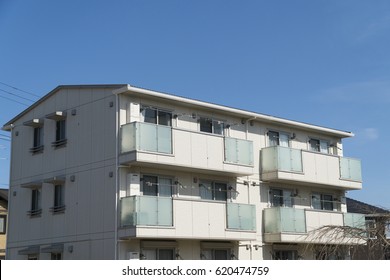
[2,84,127,131]
[114,85,354,138]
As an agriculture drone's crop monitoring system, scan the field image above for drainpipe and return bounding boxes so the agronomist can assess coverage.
[244,116,257,140]
[115,94,119,260]
[5,124,14,259]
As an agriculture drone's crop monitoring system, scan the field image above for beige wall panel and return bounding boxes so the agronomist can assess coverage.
[173,200,193,237]
[172,130,192,166]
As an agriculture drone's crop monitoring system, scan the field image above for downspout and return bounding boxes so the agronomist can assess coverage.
[115,94,119,260]
[5,124,14,259]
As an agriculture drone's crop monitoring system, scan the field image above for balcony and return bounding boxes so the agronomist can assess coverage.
[263,207,366,244]
[119,122,254,176]
[224,137,253,166]
[226,203,256,231]
[118,196,256,241]
[120,196,173,227]
[121,122,172,154]
[261,146,362,190]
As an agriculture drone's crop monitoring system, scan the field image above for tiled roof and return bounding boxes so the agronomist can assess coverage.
[346,197,389,215]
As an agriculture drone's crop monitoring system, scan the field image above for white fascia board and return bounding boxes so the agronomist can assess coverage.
[113,85,354,138]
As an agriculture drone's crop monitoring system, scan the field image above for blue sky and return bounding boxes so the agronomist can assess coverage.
[0,0,389,208]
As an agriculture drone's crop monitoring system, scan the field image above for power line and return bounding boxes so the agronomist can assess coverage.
[0,133,10,138]
[0,88,36,103]
[0,81,40,98]
[0,95,30,106]
[0,138,11,142]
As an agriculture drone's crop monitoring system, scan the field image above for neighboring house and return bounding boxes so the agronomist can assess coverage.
[0,188,8,260]
[347,198,390,260]
[2,84,363,260]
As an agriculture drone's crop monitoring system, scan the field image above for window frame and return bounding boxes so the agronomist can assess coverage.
[140,105,172,127]
[309,138,329,154]
[141,174,173,197]
[51,184,66,214]
[52,119,67,148]
[267,130,290,147]
[33,126,43,148]
[141,248,175,260]
[270,188,294,207]
[201,249,231,260]
[29,188,42,217]
[199,180,227,201]
[312,193,334,211]
[51,253,62,260]
[273,250,298,260]
[199,117,225,135]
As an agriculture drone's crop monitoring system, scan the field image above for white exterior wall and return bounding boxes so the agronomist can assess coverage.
[6,87,119,259]
[4,85,362,260]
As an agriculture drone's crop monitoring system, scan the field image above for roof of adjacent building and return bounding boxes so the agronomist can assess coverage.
[3,84,354,137]
[0,188,8,209]
[347,197,389,215]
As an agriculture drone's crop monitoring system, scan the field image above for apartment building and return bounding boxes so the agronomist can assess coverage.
[2,84,363,260]
[0,188,8,259]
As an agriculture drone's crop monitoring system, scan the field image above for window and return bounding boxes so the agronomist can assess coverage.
[273,250,298,260]
[309,138,329,153]
[270,189,293,207]
[141,106,172,126]
[52,119,67,147]
[268,131,289,147]
[365,218,377,239]
[201,249,230,260]
[141,248,175,260]
[27,254,39,260]
[142,175,172,197]
[32,126,44,153]
[29,188,42,217]
[56,120,66,141]
[199,117,224,135]
[199,181,227,201]
[312,193,334,211]
[51,253,62,260]
[0,215,6,234]
[51,184,65,213]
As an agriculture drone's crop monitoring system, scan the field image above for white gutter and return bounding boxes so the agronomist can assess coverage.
[113,85,354,138]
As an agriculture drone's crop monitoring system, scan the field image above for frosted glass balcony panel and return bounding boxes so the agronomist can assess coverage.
[344,213,366,229]
[340,157,362,182]
[224,137,254,166]
[226,203,256,231]
[120,123,136,153]
[139,122,158,152]
[261,146,277,172]
[261,146,303,173]
[120,122,172,154]
[120,196,172,227]
[120,196,136,227]
[264,207,306,234]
